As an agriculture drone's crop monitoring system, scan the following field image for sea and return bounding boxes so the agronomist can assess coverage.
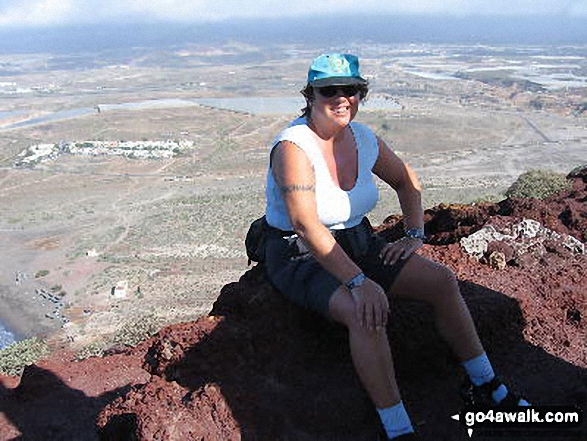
[0,321,16,350]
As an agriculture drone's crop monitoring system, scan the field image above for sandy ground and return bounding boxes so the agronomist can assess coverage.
[0,228,111,340]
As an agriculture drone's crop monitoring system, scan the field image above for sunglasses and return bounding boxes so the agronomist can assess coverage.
[315,85,361,98]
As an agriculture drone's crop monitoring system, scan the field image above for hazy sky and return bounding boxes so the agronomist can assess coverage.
[2,0,586,28]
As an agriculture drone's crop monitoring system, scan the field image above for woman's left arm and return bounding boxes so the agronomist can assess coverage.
[372,137,424,265]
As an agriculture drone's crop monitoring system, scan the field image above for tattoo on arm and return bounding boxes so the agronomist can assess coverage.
[279,183,316,194]
[272,142,316,195]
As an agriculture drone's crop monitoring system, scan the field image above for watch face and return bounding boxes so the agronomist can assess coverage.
[357,273,366,285]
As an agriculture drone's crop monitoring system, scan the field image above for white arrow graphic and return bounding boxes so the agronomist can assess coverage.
[451,413,474,438]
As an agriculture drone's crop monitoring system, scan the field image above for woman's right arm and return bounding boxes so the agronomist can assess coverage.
[272,141,388,330]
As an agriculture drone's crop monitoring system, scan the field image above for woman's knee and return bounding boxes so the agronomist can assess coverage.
[392,255,460,305]
[436,263,459,290]
[427,265,468,314]
[328,287,362,330]
[328,291,388,338]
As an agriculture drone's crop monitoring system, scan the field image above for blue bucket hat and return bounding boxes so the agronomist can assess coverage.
[307,53,367,87]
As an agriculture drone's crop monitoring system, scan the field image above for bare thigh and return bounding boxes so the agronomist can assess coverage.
[329,253,459,321]
[388,253,459,305]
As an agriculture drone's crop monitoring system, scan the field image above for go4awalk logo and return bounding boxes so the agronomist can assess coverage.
[451,406,583,438]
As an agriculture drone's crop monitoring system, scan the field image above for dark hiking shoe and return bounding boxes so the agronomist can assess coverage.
[462,376,530,407]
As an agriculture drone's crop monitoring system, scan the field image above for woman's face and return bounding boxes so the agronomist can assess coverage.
[310,85,360,130]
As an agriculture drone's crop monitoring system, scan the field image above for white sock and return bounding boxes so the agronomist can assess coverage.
[462,352,495,386]
[376,401,414,439]
[462,353,530,406]
[492,384,530,406]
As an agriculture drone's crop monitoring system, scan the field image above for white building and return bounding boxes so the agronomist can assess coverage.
[112,280,128,299]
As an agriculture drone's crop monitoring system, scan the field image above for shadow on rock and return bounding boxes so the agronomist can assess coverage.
[0,365,131,440]
[96,264,587,440]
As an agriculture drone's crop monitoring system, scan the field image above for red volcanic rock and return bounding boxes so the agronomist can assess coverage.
[1,174,585,441]
[96,377,240,441]
[380,171,587,244]
[567,164,587,182]
[0,347,150,440]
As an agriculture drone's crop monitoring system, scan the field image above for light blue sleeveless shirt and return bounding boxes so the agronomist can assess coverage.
[265,117,379,231]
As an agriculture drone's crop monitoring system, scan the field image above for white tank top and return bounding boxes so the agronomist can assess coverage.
[265,117,379,231]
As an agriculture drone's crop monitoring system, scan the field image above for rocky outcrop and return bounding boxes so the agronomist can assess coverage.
[460,218,584,265]
[1,170,586,440]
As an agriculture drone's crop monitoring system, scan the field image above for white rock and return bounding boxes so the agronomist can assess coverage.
[512,219,542,239]
[563,235,585,254]
[460,226,513,259]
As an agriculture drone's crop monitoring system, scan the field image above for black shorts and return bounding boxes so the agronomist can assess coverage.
[264,217,409,318]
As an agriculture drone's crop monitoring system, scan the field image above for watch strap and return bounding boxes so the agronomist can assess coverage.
[345,272,366,290]
[404,228,426,240]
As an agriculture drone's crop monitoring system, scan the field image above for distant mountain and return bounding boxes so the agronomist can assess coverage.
[1,15,586,54]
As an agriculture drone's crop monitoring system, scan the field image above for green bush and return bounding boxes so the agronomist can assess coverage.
[75,339,108,361]
[113,314,164,347]
[471,193,504,204]
[505,169,570,200]
[35,270,50,278]
[0,338,49,376]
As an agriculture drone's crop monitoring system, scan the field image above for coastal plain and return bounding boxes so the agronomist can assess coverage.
[0,43,585,353]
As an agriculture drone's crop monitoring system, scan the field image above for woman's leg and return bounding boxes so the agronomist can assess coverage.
[329,285,416,439]
[328,286,400,408]
[386,254,530,406]
[388,254,484,362]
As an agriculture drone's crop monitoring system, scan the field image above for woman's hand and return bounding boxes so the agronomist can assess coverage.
[349,278,389,332]
[379,237,423,266]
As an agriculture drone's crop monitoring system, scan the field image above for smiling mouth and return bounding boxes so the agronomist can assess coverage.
[332,106,350,115]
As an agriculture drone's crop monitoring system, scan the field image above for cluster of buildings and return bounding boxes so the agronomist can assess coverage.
[15,143,60,166]
[14,139,194,166]
[0,81,59,95]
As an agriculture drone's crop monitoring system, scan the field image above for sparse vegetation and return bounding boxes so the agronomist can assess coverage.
[113,314,165,347]
[75,339,108,360]
[505,169,571,200]
[0,338,49,376]
[471,193,504,204]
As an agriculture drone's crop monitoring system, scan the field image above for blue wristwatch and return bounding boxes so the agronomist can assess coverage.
[404,228,426,240]
[346,272,366,291]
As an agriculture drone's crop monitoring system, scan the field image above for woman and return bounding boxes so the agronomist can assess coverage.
[263,53,528,440]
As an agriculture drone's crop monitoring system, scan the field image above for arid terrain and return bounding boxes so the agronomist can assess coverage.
[0,168,584,440]
[0,43,585,358]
